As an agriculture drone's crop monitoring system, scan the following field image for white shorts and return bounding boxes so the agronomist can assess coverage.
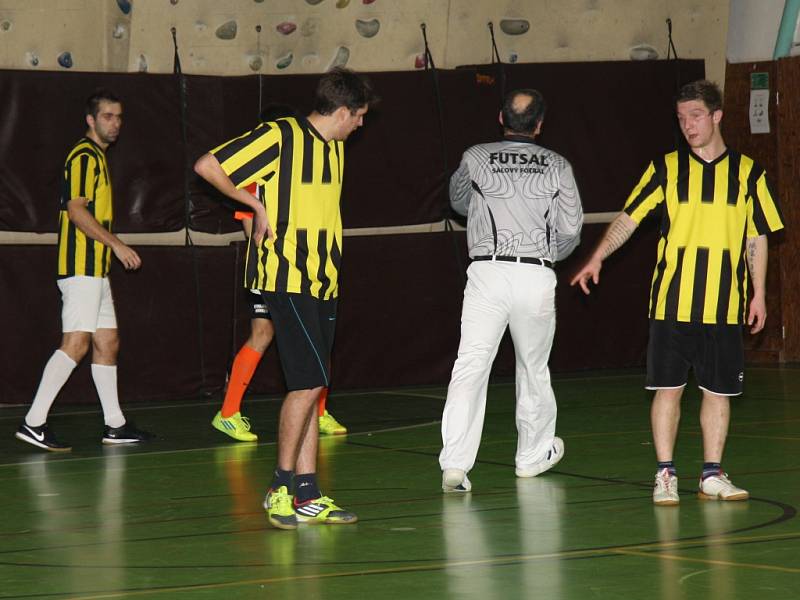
[57,276,117,333]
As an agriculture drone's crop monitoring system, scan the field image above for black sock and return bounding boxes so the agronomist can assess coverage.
[271,468,293,491]
[293,473,321,503]
[657,461,677,476]
[702,462,722,480]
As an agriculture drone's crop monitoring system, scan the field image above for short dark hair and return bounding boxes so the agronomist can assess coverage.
[259,103,296,123]
[313,68,377,115]
[502,89,546,133]
[85,89,121,118]
[676,80,722,113]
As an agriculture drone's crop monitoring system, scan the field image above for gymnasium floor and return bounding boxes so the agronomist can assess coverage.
[1,367,798,599]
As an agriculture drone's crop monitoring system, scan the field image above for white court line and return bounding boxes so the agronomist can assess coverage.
[0,389,422,422]
[0,419,442,469]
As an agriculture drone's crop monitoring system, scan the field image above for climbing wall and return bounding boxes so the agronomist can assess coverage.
[1,0,728,82]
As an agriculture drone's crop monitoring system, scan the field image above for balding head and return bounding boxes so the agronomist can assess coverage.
[501,89,546,135]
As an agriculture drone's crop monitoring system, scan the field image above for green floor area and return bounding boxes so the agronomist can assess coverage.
[1,368,798,599]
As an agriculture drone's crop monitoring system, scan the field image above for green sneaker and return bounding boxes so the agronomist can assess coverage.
[264,486,297,530]
[294,496,358,525]
[211,411,258,442]
[318,410,347,435]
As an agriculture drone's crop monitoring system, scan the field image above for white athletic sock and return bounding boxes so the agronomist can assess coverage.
[25,350,77,427]
[91,364,125,428]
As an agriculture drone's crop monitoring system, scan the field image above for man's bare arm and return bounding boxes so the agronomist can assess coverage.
[67,199,141,270]
[570,212,638,294]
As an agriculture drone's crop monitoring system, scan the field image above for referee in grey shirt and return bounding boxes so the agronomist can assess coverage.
[440,88,583,492]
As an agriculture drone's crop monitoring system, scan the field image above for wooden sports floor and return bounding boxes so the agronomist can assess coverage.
[1,367,798,599]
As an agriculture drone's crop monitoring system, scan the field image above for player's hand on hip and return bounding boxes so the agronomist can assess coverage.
[252,210,275,245]
[570,258,602,295]
[113,242,142,270]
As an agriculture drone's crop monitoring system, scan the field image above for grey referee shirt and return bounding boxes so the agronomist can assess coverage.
[450,135,584,263]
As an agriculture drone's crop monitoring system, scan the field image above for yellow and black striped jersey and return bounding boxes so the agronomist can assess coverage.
[57,138,113,278]
[624,146,784,325]
[211,116,345,299]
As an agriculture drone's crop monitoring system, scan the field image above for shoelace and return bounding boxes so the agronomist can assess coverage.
[656,469,675,492]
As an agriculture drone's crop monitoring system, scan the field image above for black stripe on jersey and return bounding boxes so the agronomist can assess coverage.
[333,141,342,182]
[748,166,770,234]
[329,236,341,297]
[726,152,741,205]
[214,124,273,164]
[690,248,709,321]
[321,143,331,184]
[78,154,89,198]
[665,247,685,318]
[228,142,280,187]
[316,230,330,298]
[301,129,314,183]
[735,237,747,322]
[677,148,690,203]
[649,235,669,319]
[273,121,295,292]
[624,159,664,216]
[701,163,715,204]
[295,229,312,294]
[716,249,732,323]
[85,195,96,276]
[66,213,76,275]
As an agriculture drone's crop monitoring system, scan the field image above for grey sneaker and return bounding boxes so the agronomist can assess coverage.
[699,473,749,501]
[653,468,679,506]
[442,468,472,493]
[516,437,564,477]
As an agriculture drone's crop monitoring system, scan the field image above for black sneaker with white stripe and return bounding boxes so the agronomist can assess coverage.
[102,422,154,445]
[293,495,358,525]
[15,422,72,452]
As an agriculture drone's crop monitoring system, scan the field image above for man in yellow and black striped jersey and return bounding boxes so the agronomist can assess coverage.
[572,80,784,506]
[194,68,377,530]
[15,89,153,452]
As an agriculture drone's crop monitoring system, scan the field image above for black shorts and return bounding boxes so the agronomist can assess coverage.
[646,320,744,396]
[261,291,337,391]
[246,289,271,320]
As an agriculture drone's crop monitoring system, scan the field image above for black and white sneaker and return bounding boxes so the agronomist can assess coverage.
[15,422,72,452]
[102,422,154,445]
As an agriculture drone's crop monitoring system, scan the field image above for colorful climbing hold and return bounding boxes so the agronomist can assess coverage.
[277,22,297,35]
[499,19,529,35]
[249,55,263,71]
[329,46,349,69]
[336,0,351,7]
[116,0,132,15]
[414,53,427,69]
[355,18,379,38]
[216,20,238,40]
[137,54,148,72]
[276,52,293,69]
[57,52,73,68]
[26,52,39,67]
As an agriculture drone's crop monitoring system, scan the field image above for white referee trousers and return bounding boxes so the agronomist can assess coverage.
[440,260,558,474]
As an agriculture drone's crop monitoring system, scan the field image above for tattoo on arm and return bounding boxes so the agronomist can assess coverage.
[601,217,636,259]
[746,238,757,274]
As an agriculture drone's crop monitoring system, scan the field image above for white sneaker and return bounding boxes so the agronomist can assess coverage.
[442,468,472,493]
[699,472,749,501]
[653,468,679,506]
[515,437,564,478]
